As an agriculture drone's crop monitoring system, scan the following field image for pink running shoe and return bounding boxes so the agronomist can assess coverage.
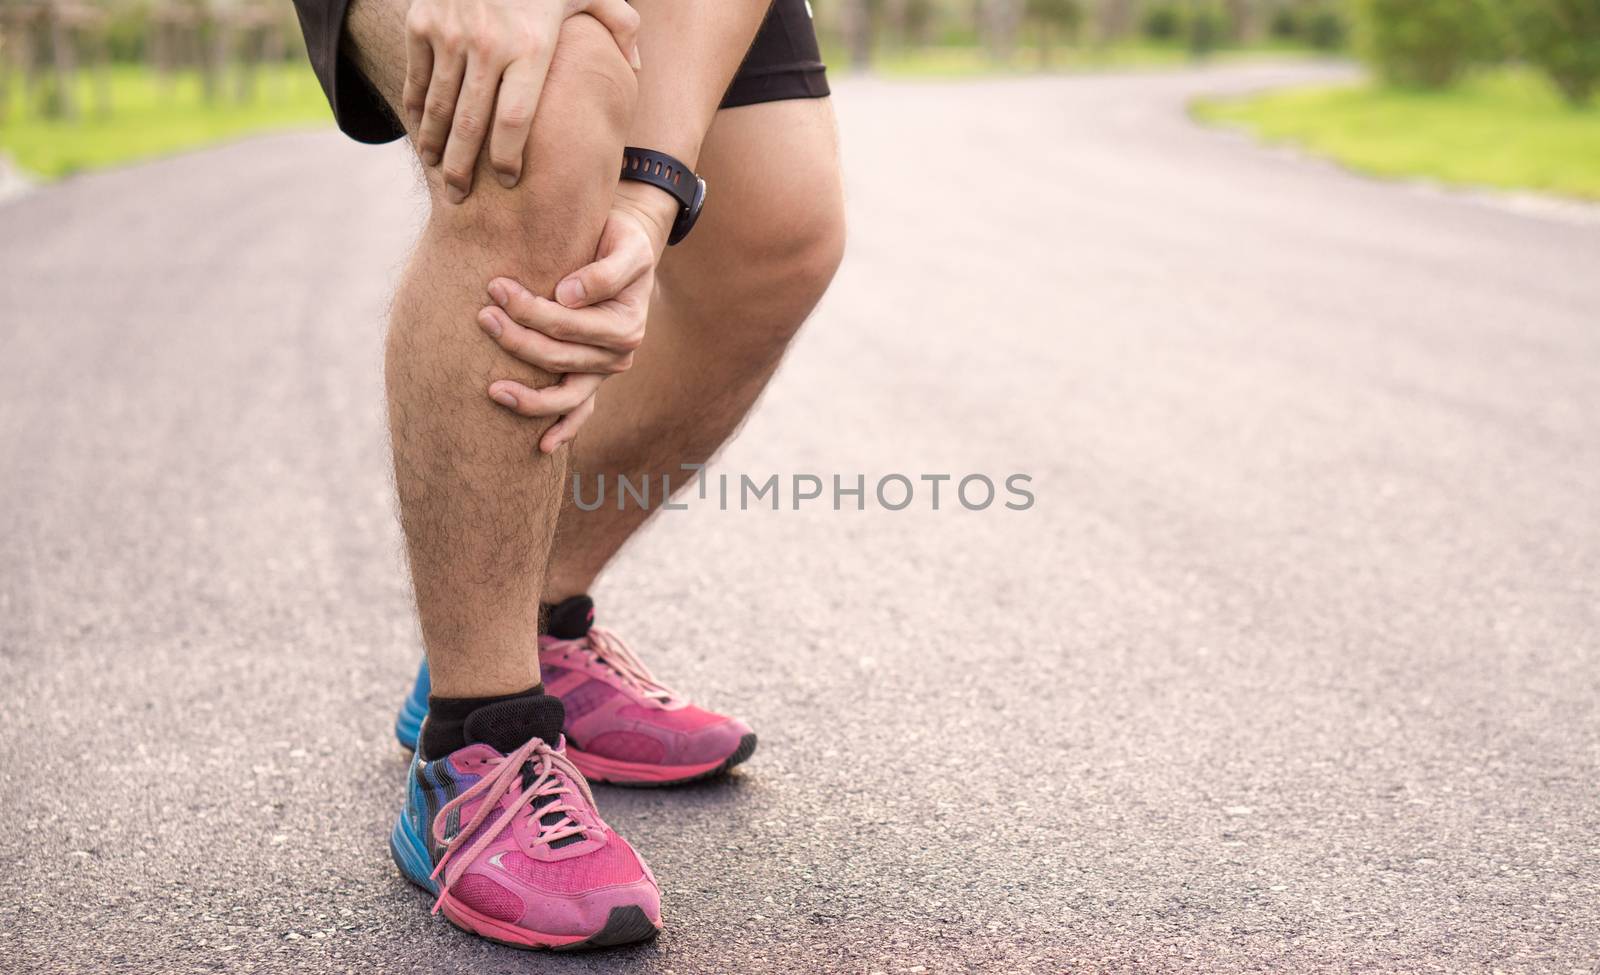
[538,596,758,786]
[390,694,662,949]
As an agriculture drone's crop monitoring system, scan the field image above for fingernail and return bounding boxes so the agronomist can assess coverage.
[421,150,440,167]
[630,46,642,71]
[488,280,509,305]
[446,184,467,205]
[556,278,585,307]
[498,172,517,189]
[491,388,517,408]
[477,310,502,338]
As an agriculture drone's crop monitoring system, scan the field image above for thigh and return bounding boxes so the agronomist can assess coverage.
[339,0,410,128]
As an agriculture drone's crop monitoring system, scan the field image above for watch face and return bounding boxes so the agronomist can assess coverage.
[670,177,708,246]
[691,177,707,217]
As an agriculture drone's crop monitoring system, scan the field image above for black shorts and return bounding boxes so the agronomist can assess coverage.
[291,0,831,145]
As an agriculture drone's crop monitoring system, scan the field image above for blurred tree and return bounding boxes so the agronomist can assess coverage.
[1025,0,1082,65]
[69,1,114,117]
[1222,0,1250,42]
[103,0,150,61]
[1352,0,1499,89]
[1266,0,1346,50]
[0,3,24,123]
[0,0,304,126]
[839,0,880,68]
[1267,2,1297,39]
[980,0,1024,60]
[149,0,205,87]
[228,0,286,101]
[1095,0,1138,46]
[205,1,227,99]
[1,3,31,123]
[1187,0,1228,57]
[3,0,113,119]
[1303,3,1344,50]
[895,0,937,48]
[1511,0,1600,106]
[1143,2,1182,40]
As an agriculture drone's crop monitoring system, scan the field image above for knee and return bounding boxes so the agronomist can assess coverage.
[772,201,847,317]
[431,14,636,240]
[542,14,637,143]
[708,194,847,337]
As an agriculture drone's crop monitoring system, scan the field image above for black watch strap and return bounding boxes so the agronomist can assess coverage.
[619,147,706,245]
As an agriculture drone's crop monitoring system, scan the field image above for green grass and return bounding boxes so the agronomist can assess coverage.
[1194,68,1600,200]
[1,63,332,180]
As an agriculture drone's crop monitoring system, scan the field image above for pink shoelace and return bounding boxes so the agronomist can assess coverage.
[427,736,599,914]
[571,627,679,705]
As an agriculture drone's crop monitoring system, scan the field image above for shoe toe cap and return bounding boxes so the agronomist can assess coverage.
[460,841,662,939]
[677,714,754,766]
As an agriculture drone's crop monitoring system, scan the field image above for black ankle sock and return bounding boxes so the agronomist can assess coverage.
[542,594,595,640]
[419,684,543,760]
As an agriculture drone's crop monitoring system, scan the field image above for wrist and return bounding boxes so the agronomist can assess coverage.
[612,179,679,252]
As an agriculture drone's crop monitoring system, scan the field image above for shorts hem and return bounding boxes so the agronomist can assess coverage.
[719,65,831,110]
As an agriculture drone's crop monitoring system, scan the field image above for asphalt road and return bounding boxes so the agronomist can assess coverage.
[3,63,1599,974]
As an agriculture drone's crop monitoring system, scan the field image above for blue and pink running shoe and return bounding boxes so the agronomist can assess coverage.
[396,596,757,786]
[391,693,662,949]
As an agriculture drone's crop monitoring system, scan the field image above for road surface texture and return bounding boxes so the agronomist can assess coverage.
[3,63,1598,974]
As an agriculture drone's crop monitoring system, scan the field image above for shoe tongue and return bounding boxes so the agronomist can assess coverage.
[463,693,586,849]
[545,595,595,640]
[462,693,565,753]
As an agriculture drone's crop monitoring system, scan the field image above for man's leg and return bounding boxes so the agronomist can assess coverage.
[342,0,635,700]
[506,97,843,787]
[342,0,665,948]
[544,97,846,596]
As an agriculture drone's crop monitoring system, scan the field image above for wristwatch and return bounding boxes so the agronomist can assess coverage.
[619,147,706,245]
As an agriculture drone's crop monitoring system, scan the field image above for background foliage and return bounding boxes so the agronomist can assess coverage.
[2,0,1597,188]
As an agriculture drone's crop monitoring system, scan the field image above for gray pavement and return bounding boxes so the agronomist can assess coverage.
[3,63,1599,974]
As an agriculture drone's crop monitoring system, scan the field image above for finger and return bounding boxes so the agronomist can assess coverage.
[540,394,596,454]
[401,24,434,131]
[416,47,465,169]
[478,306,633,373]
[440,52,501,204]
[487,55,550,189]
[579,0,641,70]
[488,279,642,350]
[553,228,651,308]
[487,374,605,418]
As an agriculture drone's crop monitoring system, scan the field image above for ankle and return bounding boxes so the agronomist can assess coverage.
[419,684,545,760]
[541,578,597,607]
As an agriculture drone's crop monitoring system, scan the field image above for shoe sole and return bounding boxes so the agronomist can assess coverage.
[389,813,660,950]
[441,895,661,952]
[572,732,758,788]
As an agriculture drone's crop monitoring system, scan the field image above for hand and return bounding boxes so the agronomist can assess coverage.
[476,186,677,452]
[403,0,641,203]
